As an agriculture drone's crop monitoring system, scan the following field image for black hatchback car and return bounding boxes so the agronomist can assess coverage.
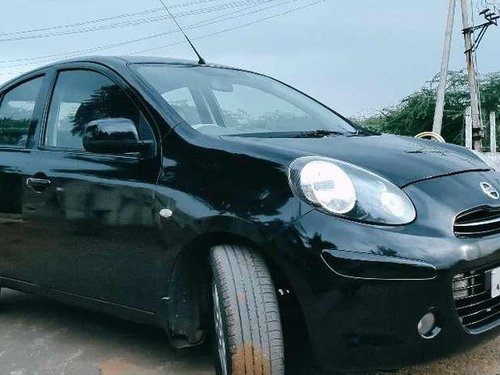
[0,56,499,374]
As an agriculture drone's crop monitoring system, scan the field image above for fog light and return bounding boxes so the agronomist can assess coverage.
[417,311,441,339]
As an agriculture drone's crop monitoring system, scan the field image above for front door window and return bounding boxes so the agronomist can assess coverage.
[44,70,152,150]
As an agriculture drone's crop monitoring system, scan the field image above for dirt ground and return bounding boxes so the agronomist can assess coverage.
[395,336,500,375]
[0,289,498,375]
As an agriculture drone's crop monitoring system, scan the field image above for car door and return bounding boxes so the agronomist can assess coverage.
[0,74,46,282]
[23,66,164,311]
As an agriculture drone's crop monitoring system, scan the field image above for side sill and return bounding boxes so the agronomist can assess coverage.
[0,276,159,326]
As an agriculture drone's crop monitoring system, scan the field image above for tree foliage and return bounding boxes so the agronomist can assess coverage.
[0,104,33,146]
[355,71,500,148]
[71,85,139,136]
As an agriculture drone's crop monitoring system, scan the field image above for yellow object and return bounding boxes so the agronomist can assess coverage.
[414,132,446,143]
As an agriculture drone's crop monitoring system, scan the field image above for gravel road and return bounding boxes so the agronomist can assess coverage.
[0,289,497,375]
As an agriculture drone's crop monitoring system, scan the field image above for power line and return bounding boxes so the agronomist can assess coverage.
[478,0,499,12]
[0,0,282,67]
[0,1,254,42]
[0,0,325,77]
[0,0,273,42]
[0,1,274,64]
[0,0,221,38]
[157,0,206,64]
[129,0,325,55]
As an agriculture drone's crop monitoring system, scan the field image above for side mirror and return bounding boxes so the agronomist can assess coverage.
[83,118,154,156]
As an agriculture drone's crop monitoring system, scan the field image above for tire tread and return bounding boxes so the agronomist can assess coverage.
[210,245,284,375]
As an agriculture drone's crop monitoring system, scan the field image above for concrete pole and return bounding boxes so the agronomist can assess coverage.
[465,107,472,149]
[433,0,456,135]
[460,0,483,150]
[491,112,497,154]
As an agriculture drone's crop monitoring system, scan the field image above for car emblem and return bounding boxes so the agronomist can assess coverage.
[480,182,499,200]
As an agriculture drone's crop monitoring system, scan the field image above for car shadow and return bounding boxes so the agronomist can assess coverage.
[0,288,392,375]
[0,288,214,375]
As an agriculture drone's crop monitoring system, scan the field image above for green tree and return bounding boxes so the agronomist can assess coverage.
[70,85,139,137]
[356,71,500,148]
[0,103,33,146]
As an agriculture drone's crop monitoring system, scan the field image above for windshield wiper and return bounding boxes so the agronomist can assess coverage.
[291,130,357,138]
[226,130,359,138]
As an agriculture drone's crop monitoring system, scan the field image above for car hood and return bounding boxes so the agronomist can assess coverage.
[231,134,490,187]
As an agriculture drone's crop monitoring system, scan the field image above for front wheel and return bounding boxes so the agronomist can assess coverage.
[210,245,284,375]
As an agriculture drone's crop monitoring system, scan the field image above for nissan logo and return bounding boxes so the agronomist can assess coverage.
[480,182,499,200]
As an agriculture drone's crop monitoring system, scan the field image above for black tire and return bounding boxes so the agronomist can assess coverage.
[210,245,284,375]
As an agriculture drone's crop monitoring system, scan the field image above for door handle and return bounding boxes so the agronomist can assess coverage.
[26,177,52,192]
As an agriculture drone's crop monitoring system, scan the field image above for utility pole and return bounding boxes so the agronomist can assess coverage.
[460,0,483,150]
[491,112,497,154]
[465,107,473,149]
[433,0,456,135]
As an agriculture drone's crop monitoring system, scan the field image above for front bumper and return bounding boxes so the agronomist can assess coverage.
[273,170,500,371]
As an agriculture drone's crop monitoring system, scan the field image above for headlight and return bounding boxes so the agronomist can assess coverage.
[288,156,416,225]
[299,160,356,214]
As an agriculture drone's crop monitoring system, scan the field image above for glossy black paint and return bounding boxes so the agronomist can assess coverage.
[0,56,499,371]
[83,118,154,155]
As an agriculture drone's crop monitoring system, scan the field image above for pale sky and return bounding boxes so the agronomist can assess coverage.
[0,0,499,117]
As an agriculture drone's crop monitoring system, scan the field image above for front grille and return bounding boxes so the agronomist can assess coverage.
[454,207,500,238]
[453,265,500,331]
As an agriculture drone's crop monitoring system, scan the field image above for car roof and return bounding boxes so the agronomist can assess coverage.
[23,55,233,75]
[0,55,239,89]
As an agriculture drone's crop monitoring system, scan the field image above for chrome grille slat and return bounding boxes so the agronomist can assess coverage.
[453,274,480,281]
[453,282,484,291]
[455,227,500,236]
[463,309,500,328]
[453,264,500,331]
[459,300,500,319]
[454,206,500,238]
[454,290,488,301]
[455,215,500,227]
[456,295,493,310]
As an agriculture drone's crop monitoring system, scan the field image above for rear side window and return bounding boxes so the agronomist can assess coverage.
[45,70,143,149]
[0,76,43,147]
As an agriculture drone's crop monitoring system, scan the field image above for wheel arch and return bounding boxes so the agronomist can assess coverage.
[161,221,309,353]
[162,229,257,348]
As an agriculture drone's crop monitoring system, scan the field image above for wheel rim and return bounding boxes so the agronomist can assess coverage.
[212,282,229,375]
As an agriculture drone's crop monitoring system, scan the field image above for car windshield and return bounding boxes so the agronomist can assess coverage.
[133,64,359,137]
